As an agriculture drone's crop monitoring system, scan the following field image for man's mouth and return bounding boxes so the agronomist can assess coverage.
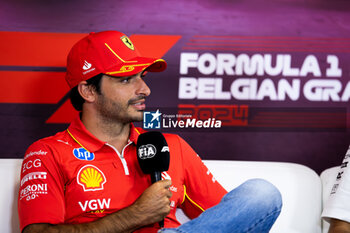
[129,99,146,111]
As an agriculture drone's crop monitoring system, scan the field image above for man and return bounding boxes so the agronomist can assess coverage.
[322,146,350,233]
[327,220,350,233]
[18,30,282,233]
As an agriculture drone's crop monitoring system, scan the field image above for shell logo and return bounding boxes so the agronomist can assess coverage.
[77,165,106,192]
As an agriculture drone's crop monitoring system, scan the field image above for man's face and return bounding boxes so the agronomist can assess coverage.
[94,72,151,124]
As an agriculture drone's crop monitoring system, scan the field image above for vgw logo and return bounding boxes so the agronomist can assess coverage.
[143,109,162,129]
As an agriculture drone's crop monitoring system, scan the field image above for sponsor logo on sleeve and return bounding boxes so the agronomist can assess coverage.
[77,165,106,192]
[24,150,47,160]
[73,148,95,161]
[22,159,42,173]
[20,183,48,201]
[21,172,47,186]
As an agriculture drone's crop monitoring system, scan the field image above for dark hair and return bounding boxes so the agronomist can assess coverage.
[69,73,103,111]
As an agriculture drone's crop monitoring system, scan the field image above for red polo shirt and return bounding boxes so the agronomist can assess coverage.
[18,116,227,232]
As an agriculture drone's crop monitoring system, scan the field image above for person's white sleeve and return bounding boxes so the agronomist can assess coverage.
[322,145,350,223]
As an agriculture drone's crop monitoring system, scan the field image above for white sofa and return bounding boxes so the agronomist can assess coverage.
[0,159,339,233]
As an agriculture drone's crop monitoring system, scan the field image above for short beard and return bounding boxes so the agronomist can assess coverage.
[95,94,145,124]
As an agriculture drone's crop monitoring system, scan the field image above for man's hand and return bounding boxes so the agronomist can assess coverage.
[329,218,350,233]
[131,179,173,225]
[23,179,173,233]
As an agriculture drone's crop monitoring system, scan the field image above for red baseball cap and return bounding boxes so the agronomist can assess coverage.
[65,30,167,88]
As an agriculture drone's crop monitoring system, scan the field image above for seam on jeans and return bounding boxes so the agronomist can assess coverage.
[245,204,282,233]
[183,185,205,212]
[159,228,187,233]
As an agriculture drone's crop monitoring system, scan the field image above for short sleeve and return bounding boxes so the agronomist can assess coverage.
[177,136,227,219]
[322,145,350,223]
[18,140,66,231]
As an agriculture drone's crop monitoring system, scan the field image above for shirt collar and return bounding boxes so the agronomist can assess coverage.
[129,123,145,145]
[67,115,145,152]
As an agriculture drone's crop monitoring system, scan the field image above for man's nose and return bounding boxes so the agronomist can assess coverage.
[136,76,151,97]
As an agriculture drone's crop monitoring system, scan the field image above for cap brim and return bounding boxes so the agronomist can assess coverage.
[104,58,167,77]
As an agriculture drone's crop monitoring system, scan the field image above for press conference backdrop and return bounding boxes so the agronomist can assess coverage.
[0,0,349,174]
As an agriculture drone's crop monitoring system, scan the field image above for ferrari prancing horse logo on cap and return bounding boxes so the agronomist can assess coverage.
[120,36,134,51]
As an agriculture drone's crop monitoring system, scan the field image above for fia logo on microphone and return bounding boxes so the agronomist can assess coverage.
[138,144,157,159]
[143,109,161,129]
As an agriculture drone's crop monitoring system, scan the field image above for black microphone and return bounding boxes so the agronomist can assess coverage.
[137,131,170,228]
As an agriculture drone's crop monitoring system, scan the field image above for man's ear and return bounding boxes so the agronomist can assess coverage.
[77,81,97,103]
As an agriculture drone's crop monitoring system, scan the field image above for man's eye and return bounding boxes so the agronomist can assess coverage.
[121,77,131,83]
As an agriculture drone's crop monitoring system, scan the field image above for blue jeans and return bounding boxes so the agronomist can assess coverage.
[159,179,282,233]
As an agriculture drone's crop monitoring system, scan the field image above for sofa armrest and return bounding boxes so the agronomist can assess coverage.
[0,159,22,233]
